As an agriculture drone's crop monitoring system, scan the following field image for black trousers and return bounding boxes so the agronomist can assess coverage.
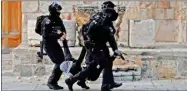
[72,49,115,84]
[44,41,64,84]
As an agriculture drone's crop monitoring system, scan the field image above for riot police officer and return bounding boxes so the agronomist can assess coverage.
[65,1,123,91]
[41,3,67,90]
[41,2,89,90]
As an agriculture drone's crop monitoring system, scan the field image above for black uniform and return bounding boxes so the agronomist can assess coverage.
[41,3,72,90]
[42,2,89,90]
[65,6,123,91]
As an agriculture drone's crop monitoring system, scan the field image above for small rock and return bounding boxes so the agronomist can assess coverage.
[28,77,32,80]
[37,79,41,81]
[19,80,22,82]
[29,81,32,83]
[17,76,21,80]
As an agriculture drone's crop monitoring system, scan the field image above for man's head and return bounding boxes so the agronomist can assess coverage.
[101,1,116,10]
[48,2,62,17]
[101,1,118,21]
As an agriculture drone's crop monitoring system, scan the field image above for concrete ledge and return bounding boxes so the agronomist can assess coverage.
[8,47,187,80]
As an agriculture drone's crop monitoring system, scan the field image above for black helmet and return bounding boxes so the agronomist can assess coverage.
[48,2,62,16]
[101,1,116,9]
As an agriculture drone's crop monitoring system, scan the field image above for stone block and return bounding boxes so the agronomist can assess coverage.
[140,9,148,19]
[129,19,156,48]
[27,20,41,46]
[147,8,156,19]
[22,1,38,13]
[175,8,186,20]
[83,1,98,5]
[32,64,46,76]
[155,20,179,42]
[12,49,38,65]
[39,1,63,13]
[116,15,129,46]
[178,20,187,43]
[177,1,187,9]
[61,5,73,13]
[63,20,77,46]
[2,60,12,70]
[157,1,170,8]
[124,7,140,19]
[155,9,165,19]
[156,60,177,79]
[165,8,174,19]
[177,60,187,77]
[141,59,157,79]
[13,65,33,77]
[170,1,176,8]
[139,1,157,8]
[119,1,140,7]
[45,65,54,75]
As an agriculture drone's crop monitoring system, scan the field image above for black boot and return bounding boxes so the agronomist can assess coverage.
[101,84,112,91]
[77,80,90,89]
[110,82,122,89]
[47,83,64,90]
[65,78,76,91]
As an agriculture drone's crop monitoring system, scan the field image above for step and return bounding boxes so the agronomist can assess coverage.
[2,54,13,71]
[10,47,187,79]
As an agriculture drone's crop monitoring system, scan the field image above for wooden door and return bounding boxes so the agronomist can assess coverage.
[2,1,22,48]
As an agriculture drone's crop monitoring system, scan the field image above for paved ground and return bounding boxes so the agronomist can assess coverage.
[2,76,187,91]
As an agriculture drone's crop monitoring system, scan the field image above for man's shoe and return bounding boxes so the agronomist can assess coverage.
[110,82,122,89]
[101,84,112,91]
[47,83,64,90]
[65,78,74,91]
[77,81,90,89]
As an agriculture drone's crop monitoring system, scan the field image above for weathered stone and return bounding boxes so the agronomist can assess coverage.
[39,1,62,13]
[22,1,38,13]
[42,56,53,65]
[33,64,45,76]
[178,20,187,43]
[165,8,174,19]
[83,1,98,5]
[156,60,177,79]
[141,59,157,79]
[2,60,12,70]
[139,1,157,8]
[147,8,156,19]
[175,8,186,20]
[140,9,148,19]
[61,5,73,13]
[155,20,179,42]
[129,19,156,48]
[119,1,139,7]
[157,1,170,9]
[63,20,77,46]
[116,13,129,46]
[27,20,41,46]
[13,65,33,77]
[177,1,187,9]
[124,7,140,19]
[63,1,83,5]
[177,60,187,77]
[45,65,54,75]
[155,9,165,19]
[170,1,177,8]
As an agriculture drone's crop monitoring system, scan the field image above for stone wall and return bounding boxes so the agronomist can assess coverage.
[21,0,187,47]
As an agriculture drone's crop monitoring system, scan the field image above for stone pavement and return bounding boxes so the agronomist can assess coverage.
[2,76,187,91]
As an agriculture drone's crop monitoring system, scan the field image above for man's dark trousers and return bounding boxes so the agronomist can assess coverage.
[44,40,64,84]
